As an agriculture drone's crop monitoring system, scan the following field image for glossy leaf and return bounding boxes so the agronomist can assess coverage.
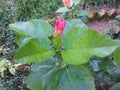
[52,66,95,90]
[96,71,111,85]
[9,19,53,48]
[63,19,88,36]
[88,56,115,72]
[62,28,118,65]
[14,38,55,64]
[26,58,95,90]
[86,56,120,77]
[113,40,120,67]
[26,58,57,90]
[9,19,55,63]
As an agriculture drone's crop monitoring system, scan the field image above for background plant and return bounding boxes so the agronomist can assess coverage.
[56,0,89,23]
[0,0,17,60]
[88,0,120,8]
[15,0,62,21]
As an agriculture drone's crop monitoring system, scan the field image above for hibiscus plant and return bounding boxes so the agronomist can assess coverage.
[9,0,119,90]
[9,18,118,90]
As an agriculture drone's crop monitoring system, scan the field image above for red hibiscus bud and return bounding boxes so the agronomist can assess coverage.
[62,0,73,7]
[54,19,66,36]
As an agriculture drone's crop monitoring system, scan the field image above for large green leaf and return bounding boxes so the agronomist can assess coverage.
[63,19,88,36]
[113,40,120,67]
[9,19,53,48]
[14,38,55,63]
[62,28,118,65]
[26,58,57,90]
[9,19,55,63]
[26,58,95,90]
[51,66,95,90]
[110,83,120,90]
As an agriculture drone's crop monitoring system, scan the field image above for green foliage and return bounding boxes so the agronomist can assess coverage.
[1,0,120,89]
[56,7,71,13]
[0,1,18,60]
[64,19,88,35]
[0,30,17,60]
[9,19,55,64]
[86,56,120,90]
[26,58,95,90]
[104,28,120,68]
[0,0,17,28]
[0,72,29,90]
[113,40,120,67]
[10,18,119,90]
[62,28,117,65]
[55,0,89,23]
[110,83,120,90]
[15,0,62,21]
[88,0,120,7]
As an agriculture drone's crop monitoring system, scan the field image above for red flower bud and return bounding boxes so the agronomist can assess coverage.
[62,0,73,7]
[54,19,66,36]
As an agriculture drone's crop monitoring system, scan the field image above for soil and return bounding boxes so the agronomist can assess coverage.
[87,18,120,34]
[87,4,120,34]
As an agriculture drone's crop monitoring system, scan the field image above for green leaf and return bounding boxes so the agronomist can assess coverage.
[51,65,95,90]
[56,7,71,13]
[53,35,62,50]
[110,83,120,90]
[73,0,83,5]
[62,28,118,65]
[63,19,88,36]
[9,19,53,48]
[106,65,120,77]
[14,38,55,64]
[113,40,120,67]
[80,16,89,23]
[114,48,120,66]
[96,71,111,85]
[26,58,57,90]
[86,56,120,76]
[74,10,89,17]
[9,19,55,63]
[87,56,112,72]
[26,58,95,90]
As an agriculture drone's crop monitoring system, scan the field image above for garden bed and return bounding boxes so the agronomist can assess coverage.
[87,18,120,34]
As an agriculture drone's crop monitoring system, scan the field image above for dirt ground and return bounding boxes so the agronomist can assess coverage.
[87,19,120,34]
[87,4,120,34]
